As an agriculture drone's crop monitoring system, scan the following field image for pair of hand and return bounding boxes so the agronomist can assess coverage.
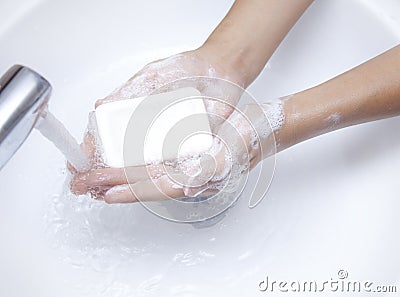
[70,49,273,203]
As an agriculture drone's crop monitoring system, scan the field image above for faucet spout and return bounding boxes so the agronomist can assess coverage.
[0,65,52,169]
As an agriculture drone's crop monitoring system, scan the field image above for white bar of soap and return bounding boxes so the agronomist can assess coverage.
[95,87,213,168]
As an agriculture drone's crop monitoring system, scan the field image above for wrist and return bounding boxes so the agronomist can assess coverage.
[196,41,253,88]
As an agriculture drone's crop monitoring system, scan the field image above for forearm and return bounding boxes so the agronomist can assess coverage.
[198,0,313,87]
[276,45,400,152]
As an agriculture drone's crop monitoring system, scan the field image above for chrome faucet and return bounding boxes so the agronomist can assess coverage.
[0,65,52,169]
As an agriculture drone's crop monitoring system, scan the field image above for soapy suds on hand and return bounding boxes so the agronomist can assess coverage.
[260,98,286,133]
[104,54,207,101]
[174,95,284,205]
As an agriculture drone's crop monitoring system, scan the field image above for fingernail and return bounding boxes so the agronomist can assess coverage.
[95,99,104,108]
[104,185,134,204]
[183,186,208,198]
[106,184,129,195]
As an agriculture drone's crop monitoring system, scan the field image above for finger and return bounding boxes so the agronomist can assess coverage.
[81,132,96,161]
[67,161,77,174]
[71,167,126,195]
[95,71,160,108]
[95,96,113,108]
[70,161,174,195]
[103,184,136,203]
[69,134,96,194]
[104,177,220,204]
[182,185,215,198]
[104,175,185,204]
[67,129,95,175]
[200,80,243,130]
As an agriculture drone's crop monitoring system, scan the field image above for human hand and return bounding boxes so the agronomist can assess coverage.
[69,46,248,199]
[71,103,276,203]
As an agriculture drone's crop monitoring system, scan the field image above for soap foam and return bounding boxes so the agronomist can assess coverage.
[105,54,206,101]
[260,98,286,133]
[178,95,284,205]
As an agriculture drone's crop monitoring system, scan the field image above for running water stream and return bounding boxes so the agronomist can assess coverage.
[35,111,90,171]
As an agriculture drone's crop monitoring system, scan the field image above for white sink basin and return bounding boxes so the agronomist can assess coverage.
[0,0,399,296]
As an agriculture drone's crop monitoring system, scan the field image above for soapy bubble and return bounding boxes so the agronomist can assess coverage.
[123,77,277,222]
